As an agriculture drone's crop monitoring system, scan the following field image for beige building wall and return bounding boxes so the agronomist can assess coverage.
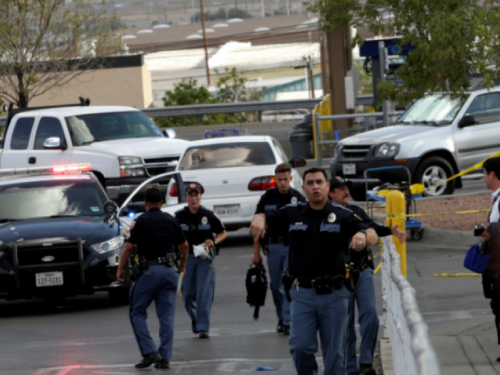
[30,64,153,109]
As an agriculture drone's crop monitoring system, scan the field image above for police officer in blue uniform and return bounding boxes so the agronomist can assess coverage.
[250,168,378,375]
[328,178,406,375]
[252,163,306,335]
[175,182,227,339]
[117,188,189,370]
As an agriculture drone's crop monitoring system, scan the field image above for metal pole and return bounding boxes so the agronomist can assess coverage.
[261,0,264,17]
[308,55,315,98]
[315,113,322,167]
[378,41,388,127]
[286,0,290,15]
[200,0,211,85]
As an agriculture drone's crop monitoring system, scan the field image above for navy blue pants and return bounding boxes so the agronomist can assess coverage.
[346,268,379,373]
[129,264,178,360]
[182,254,215,332]
[267,243,291,325]
[289,285,350,375]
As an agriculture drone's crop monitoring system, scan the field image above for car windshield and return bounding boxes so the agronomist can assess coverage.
[0,179,106,222]
[396,94,467,126]
[179,142,276,170]
[66,111,164,145]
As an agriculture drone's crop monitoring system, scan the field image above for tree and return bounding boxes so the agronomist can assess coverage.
[310,0,500,105]
[0,0,120,108]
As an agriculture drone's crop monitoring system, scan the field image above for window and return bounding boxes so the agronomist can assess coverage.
[34,117,66,150]
[465,93,500,125]
[10,117,35,150]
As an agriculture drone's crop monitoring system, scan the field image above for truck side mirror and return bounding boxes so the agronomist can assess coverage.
[2,104,8,113]
[43,137,67,150]
[289,157,306,168]
[104,201,119,215]
[458,115,476,128]
[162,128,176,138]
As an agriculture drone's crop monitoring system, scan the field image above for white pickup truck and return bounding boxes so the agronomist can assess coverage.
[331,87,500,199]
[0,103,189,203]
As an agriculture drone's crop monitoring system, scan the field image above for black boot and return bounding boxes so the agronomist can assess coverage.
[192,320,199,334]
[135,352,162,369]
[283,325,290,336]
[276,319,284,333]
[359,364,376,375]
[154,359,170,369]
[199,331,209,339]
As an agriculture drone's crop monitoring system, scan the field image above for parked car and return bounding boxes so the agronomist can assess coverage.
[331,87,500,199]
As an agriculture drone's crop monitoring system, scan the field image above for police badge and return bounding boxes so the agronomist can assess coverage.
[327,213,336,223]
[291,196,297,204]
[202,216,208,225]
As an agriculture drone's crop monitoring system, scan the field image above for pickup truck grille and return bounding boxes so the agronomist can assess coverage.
[341,145,371,160]
[143,156,179,176]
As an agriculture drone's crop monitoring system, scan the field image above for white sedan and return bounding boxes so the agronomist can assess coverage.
[160,136,306,230]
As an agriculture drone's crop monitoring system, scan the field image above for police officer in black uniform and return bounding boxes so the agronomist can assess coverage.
[175,182,227,339]
[250,168,378,375]
[117,188,189,370]
[252,163,306,335]
[328,178,406,375]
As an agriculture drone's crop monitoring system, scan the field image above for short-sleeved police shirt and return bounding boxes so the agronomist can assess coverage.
[255,187,306,237]
[264,201,368,278]
[127,207,186,260]
[175,206,225,254]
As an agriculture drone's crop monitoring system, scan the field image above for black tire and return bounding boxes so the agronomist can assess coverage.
[349,186,367,202]
[414,157,455,197]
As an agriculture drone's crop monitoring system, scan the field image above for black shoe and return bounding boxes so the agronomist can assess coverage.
[276,319,284,333]
[192,320,199,334]
[154,359,170,369]
[199,331,209,339]
[359,364,376,375]
[283,325,290,336]
[497,356,500,362]
[135,352,162,369]
[348,372,360,375]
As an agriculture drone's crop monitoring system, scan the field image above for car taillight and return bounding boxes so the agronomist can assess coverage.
[169,182,205,196]
[248,176,277,191]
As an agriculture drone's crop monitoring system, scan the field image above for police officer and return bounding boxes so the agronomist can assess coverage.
[175,182,227,339]
[117,188,189,370]
[250,168,378,375]
[252,163,306,335]
[328,178,406,375]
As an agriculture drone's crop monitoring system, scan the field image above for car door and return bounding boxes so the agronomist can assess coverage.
[454,92,500,171]
[0,117,37,169]
[28,116,72,168]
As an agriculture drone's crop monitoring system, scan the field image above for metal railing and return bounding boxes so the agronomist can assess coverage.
[314,111,404,167]
[381,237,441,375]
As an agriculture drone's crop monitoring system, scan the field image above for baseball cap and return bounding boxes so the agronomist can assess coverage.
[144,187,163,203]
[329,177,353,191]
[185,182,203,195]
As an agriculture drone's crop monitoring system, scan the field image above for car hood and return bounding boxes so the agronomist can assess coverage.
[0,216,121,247]
[84,137,190,158]
[341,125,443,145]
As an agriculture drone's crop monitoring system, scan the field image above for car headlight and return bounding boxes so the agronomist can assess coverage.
[91,236,124,254]
[375,143,400,158]
[118,156,142,166]
[118,156,146,177]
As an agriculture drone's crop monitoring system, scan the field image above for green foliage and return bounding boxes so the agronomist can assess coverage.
[310,0,500,105]
[191,7,227,22]
[155,69,264,127]
[227,8,252,19]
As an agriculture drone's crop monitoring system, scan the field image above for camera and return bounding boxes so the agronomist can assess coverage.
[474,224,488,237]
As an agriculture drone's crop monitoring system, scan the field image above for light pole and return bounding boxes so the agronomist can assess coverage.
[200,0,211,85]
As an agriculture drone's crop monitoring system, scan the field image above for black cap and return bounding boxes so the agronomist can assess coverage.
[185,182,203,195]
[144,187,163,203]
[329,178,353,191]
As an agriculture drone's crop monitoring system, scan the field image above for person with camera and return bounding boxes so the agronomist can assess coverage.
[117,188,189,370]
[479,157,500,360]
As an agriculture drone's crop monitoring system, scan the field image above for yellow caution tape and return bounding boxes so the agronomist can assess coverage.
[433,273,480,277]
[425,150,500,191]
[373,239,383,275]
[373,262,382,275]
[386,209,490,219]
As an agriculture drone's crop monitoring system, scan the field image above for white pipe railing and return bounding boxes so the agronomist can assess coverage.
[381,237,441,375]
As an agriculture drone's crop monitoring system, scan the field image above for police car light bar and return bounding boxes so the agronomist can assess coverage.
[52,164,91,173]
[0,164,92,178]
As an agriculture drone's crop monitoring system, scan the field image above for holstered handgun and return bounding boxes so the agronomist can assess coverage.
[165,253,175,267]
[130,254,142,282]
[282,268,294,302]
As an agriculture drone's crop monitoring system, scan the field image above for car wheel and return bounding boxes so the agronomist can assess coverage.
[415,157,455,197]
[349,186,367,202]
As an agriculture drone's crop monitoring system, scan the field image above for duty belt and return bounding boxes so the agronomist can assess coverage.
[142,254,175,268]
[268,236,289,245]
[295,276,344,289]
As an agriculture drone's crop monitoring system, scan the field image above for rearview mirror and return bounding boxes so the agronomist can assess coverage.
[290,157,306,168]
[458,115,476,128]
[43,137,67,150]
[104,201,119,215]
[162,128,177,138]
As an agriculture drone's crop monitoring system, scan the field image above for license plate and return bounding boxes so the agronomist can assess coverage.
[214,204,240,217]
[36,271,64,287]
[343,163,356,175]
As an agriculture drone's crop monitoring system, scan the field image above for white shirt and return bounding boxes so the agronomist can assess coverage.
[490,187,500,223]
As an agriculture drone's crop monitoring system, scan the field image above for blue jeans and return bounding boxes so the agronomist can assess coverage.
[346,268,379,373]
[289,285,350,375]
[267,243,291,325]
[182,254,215,332]
[129,264,178,360]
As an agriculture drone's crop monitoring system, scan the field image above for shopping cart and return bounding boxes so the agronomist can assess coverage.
[364,166,424,240]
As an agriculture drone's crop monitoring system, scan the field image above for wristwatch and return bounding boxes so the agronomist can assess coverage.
[214,239,218,246]
[360,229,367,238]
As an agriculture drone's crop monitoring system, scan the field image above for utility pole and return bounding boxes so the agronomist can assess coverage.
[261,0,265,17]
[378,41,389,127]
[200,0,211,85]
[308,55,315,98]
[286,0,290,15]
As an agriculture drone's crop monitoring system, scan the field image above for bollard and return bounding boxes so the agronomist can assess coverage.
[385,190,407,277]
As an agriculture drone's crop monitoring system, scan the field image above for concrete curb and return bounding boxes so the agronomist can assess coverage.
[379,339,394,375]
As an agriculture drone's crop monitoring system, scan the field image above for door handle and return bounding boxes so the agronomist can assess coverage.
[28,157,36,164]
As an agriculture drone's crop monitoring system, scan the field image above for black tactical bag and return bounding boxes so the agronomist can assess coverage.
[245,263,268,320]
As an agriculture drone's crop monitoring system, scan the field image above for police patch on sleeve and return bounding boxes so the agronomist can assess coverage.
[202,216,208,225]
[291,196,297,204]
[327,213,336,223]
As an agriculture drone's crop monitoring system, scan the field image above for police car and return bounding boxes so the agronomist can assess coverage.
[0,164,130,303]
